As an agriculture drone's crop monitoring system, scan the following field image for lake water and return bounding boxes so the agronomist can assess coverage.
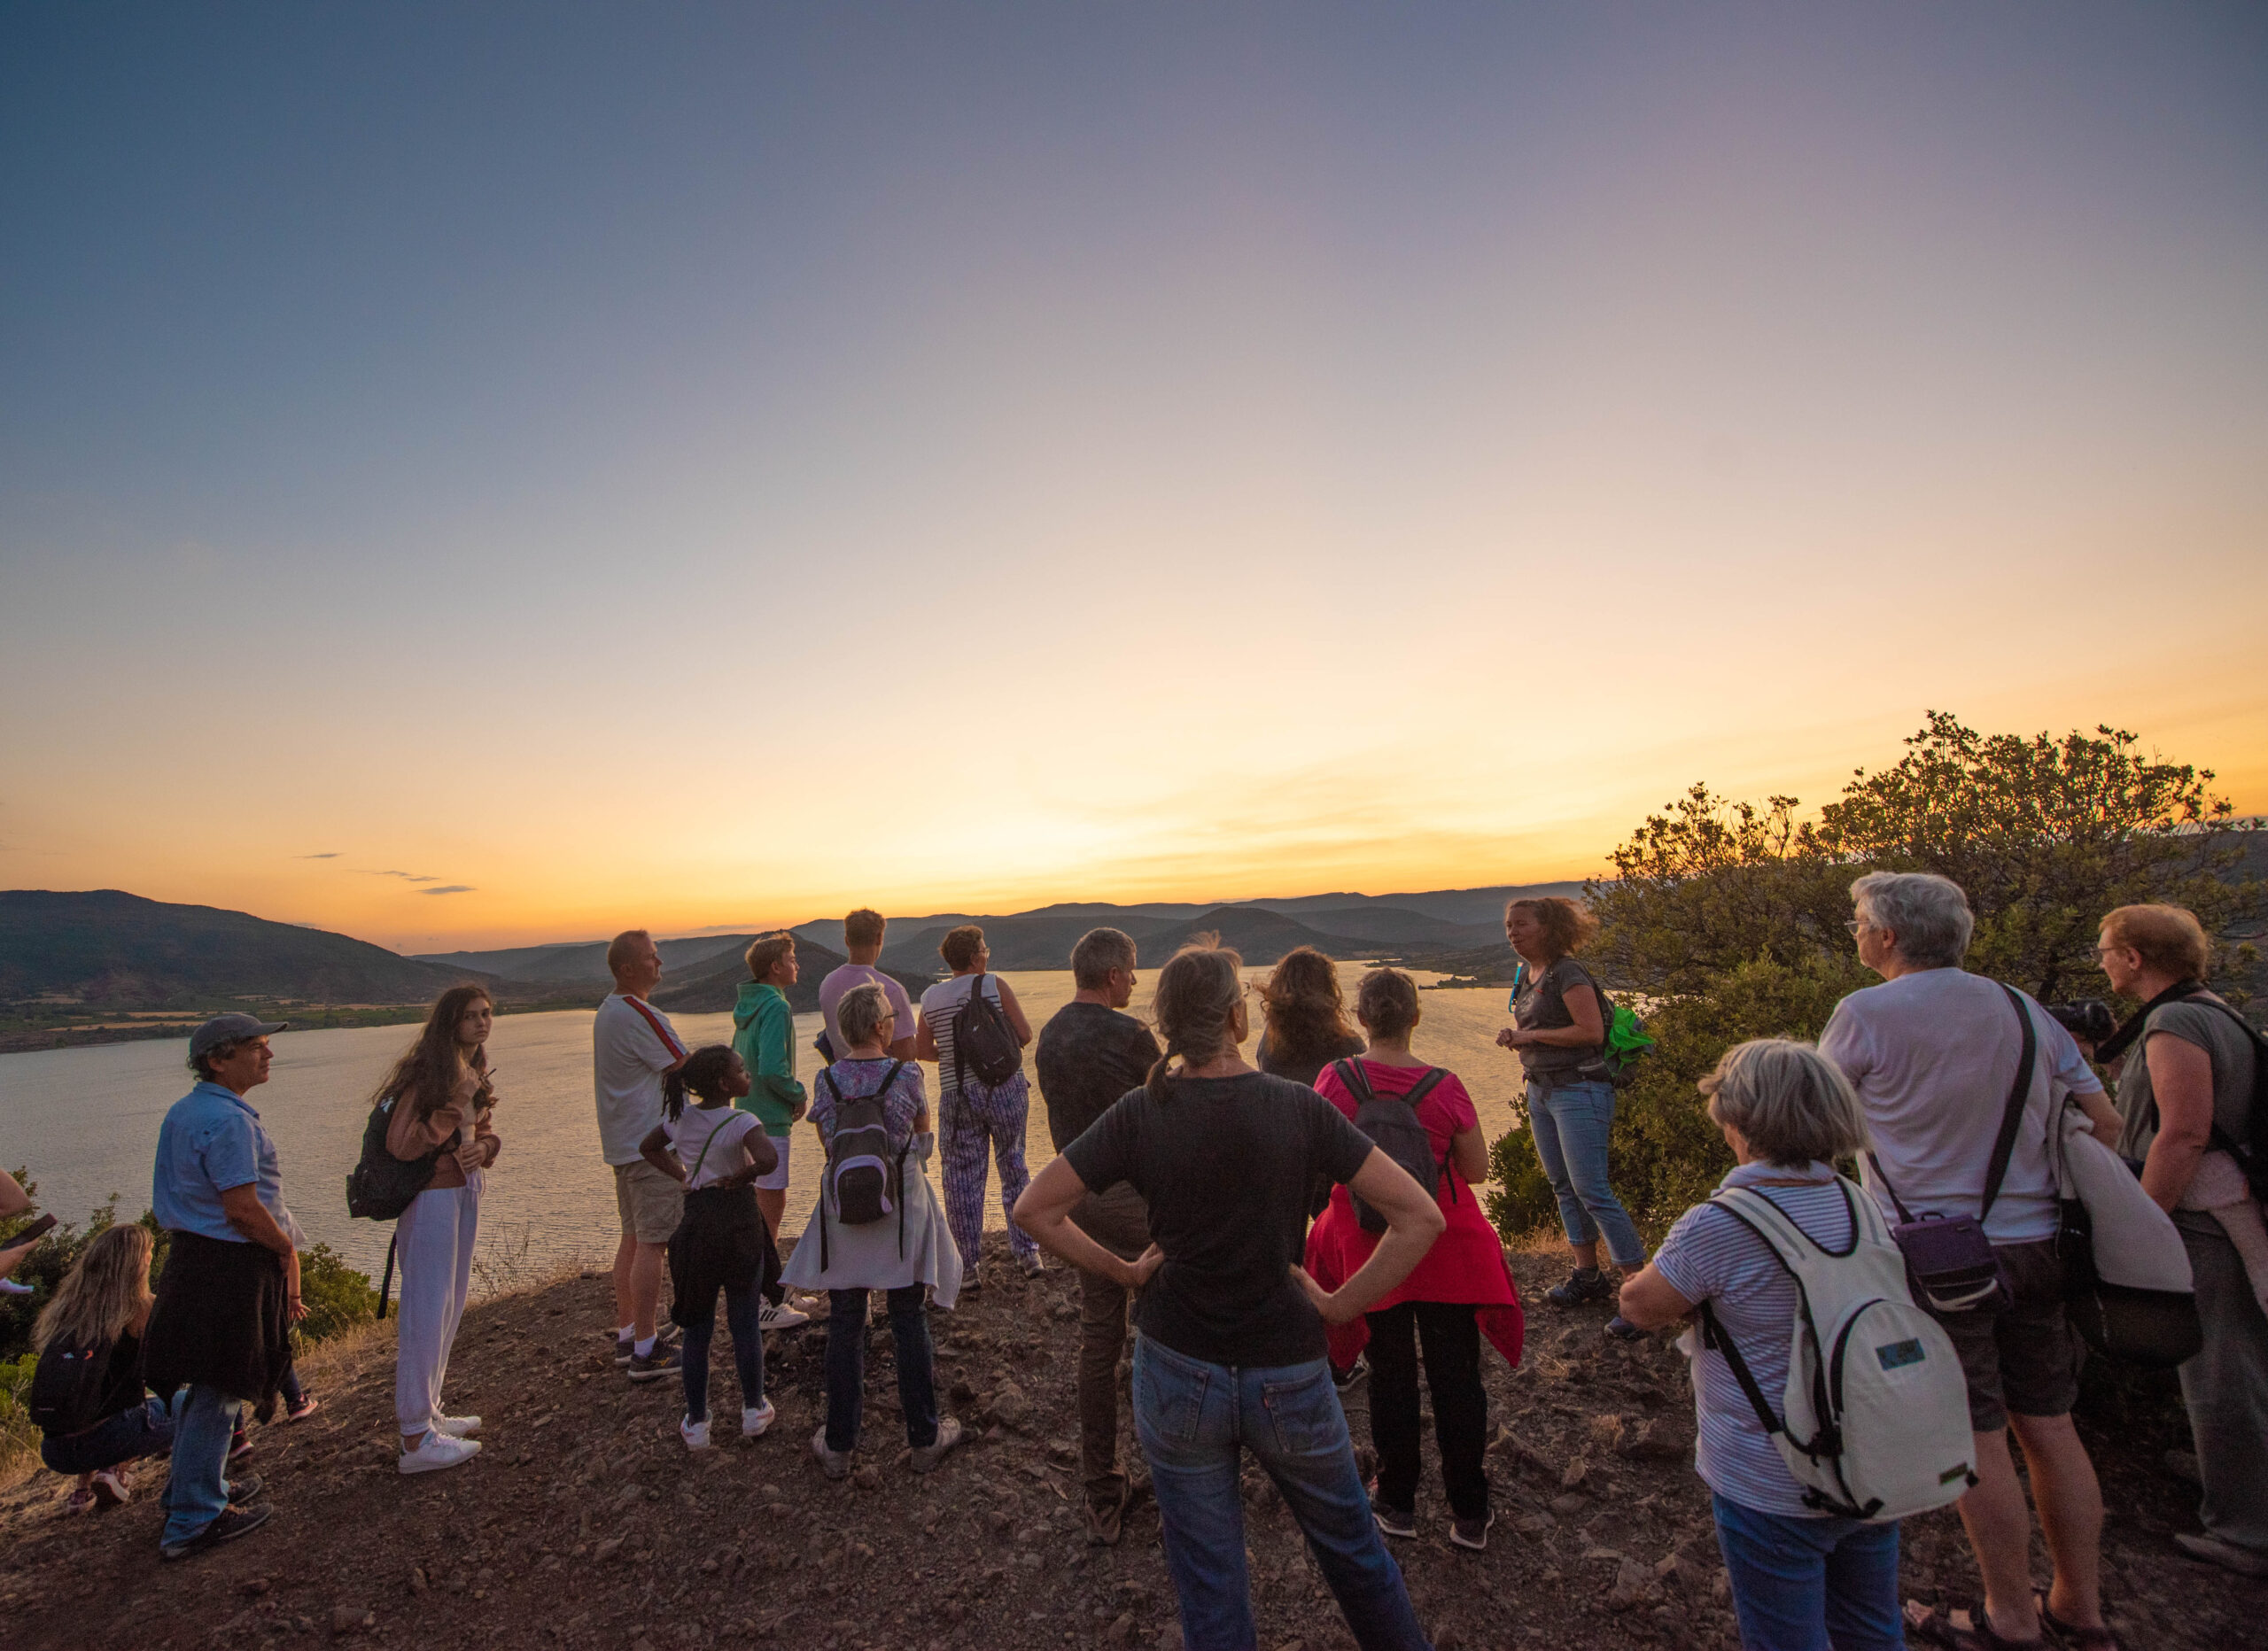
[0,967,1532,1295]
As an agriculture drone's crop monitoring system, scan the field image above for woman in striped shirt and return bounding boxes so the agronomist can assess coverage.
[1616,1041,1899,1651]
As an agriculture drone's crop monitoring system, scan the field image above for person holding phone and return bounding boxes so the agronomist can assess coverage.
[144,1014,306,1562]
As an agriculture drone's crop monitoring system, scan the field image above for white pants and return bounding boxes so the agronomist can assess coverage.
[395,1178,480,1434]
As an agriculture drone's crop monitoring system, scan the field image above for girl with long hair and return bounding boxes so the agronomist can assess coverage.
[1014,941,1444,1651]
[636,1045,781,1450]
[377,982,501,1474]
[1255,945,1365,1089]
[35,1224,169,1511]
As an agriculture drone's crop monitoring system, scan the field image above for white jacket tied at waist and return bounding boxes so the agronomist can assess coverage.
[781,1131,964,1308]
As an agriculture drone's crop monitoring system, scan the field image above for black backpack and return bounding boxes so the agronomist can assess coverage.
[951,972,1021,1089]
[818,1062,912,1269]
[346,1097,443,1221]
[27,1338,113,1437]
[1332,1059,1452,1233]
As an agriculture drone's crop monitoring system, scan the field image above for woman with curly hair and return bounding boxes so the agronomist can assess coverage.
[1256,946,1365,1089]
[374,983,502,1474]
[34,1224,169,1512]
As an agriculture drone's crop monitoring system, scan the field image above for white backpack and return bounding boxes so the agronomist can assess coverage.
[1692,1178,1977,1522]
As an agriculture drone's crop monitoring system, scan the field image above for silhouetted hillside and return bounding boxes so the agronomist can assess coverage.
[414,933,756,983]
[646,939,932,1017]
[0,890,498,1010]
[1122,905,1378,965]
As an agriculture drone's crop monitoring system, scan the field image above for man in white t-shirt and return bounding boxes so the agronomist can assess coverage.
[1819,872,2120,1650]
[817,908,916,1062]
[594,929,687,1381]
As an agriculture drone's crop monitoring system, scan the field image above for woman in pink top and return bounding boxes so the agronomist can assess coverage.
[1304,969,1524,1551]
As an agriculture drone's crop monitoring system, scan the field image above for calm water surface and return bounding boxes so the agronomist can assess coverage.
[0,968,1531,1295]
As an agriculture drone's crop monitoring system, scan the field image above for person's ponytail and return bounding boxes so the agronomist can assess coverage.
[1146,938,1245,1103]
[662,1068,688,1124]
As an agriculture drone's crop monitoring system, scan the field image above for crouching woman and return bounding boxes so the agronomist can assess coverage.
[34,1226,172,1512]
[1015,940,1445,1651]
[1616,1040,1901,1651]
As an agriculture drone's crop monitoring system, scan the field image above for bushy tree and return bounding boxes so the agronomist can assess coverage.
[1489,714,2262,1248]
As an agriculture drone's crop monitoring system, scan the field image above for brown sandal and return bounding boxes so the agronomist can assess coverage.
[2036,1592,2125,1651]
[1904,1601,2047,1651]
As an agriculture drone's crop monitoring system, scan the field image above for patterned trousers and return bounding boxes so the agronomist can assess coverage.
[939,1074,1039,1275]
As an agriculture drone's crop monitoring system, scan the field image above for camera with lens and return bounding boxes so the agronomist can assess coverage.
[2043,998,2117,1047]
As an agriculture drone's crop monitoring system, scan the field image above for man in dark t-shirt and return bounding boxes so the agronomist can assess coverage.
[1033,928,1161,1543]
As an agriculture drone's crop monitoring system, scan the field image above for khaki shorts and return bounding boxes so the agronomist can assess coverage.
[614,1160,685,1245]
[1929,1237,2080,1431]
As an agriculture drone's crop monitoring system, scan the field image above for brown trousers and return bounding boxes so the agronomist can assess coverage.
[1072,1182,1150,1501]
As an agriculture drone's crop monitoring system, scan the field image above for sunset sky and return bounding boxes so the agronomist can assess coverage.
[4,5,2264,951]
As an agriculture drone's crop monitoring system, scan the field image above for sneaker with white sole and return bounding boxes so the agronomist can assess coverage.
[1371,1500,1418,1539]
[757,1302,809,1332]
[627,1347,682,1383]
[742,1399,776,1438]
[429,1413,481,1438]
[1450,1508,1495,1551]
[615,1329,679,1367]
[680,1415,711,1452]
[811,1426,852,1480]
[399,1433,481,1475]
[908,1415,965,1474]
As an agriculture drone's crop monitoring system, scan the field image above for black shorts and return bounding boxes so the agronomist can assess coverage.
[1927,1237,2079,1431]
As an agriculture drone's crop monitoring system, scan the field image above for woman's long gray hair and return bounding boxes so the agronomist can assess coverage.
[1145,938,1245,1103]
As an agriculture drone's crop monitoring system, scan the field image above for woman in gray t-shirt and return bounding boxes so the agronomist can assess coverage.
[1494,895,1647,1332]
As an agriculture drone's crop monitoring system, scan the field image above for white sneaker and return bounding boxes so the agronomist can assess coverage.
[399,1433,481,1475]
[758,1302,810,1331]
[680,1415,711,1452]
[429,1413,481,1438]
[742,1399,776,1438]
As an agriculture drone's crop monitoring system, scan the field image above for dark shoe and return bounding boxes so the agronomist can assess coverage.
[284,1391,319,1422]
[1371,1500,1418,1539]
[1331,1356,1369,1390]
[626,1347,682,1383]
[1544,1270,1612,1307]
[159,1501,274,1562]
[2039,1589,2135,1647]
[1450,1509,1495,1552]
[223,1474,264,1503]
[1903,1601,2046,1651]
[615,1329,679,1368]
[1604,1315,1644,1342]
[1085,1478,1130,1546]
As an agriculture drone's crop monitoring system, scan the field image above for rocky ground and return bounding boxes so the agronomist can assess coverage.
[0,1236,2255,1650]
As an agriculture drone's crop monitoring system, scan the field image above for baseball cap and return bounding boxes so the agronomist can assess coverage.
[189,1013,289,1058]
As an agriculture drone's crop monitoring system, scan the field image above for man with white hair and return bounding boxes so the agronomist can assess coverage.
[1821,872,2122,1651]
[595,929,687,1381]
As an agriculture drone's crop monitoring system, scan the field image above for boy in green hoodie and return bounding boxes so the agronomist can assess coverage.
[733,933,810,1330]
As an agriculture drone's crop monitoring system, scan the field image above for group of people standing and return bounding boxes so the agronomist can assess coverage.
[15,878,2262,1651]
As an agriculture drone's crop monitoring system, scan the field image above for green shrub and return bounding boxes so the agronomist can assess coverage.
[1487,954,1869,1246]
[295,1242,377,1344]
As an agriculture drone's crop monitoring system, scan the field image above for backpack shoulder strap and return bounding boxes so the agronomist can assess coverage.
[1979,983,2039,1218]
[1697,1298,1785,1438]
[1400,1067,1449,1109]
[682,1112,733,1188]
[1332,1058,1376,1105]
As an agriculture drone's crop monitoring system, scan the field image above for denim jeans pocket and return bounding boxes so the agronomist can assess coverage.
[1134,1344,1211,1444]
[1260,1365,1344,1457]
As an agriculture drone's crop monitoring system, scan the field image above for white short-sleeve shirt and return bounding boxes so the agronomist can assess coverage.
[1818,969,2101,1244]
[593,992,687,1167]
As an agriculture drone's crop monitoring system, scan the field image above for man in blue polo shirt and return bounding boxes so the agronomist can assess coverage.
[143,1014,307,1562]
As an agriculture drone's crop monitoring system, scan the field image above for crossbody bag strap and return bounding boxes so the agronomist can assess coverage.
[1865,1152,1917,1225]
[1980,983,2039,1219]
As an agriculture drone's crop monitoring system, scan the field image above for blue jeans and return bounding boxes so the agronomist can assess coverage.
[41,1395,175,1477]
[825,1285,938,1451]
[682,1277,765,1423]
[1132,1337,1430,1651]
[1711,1493,1905,1651]
[1526,1078,1647,1268]
[160,1385,251,1545]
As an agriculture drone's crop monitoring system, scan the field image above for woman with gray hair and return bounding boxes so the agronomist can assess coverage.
[1820,872,2125,1651]
[1619,1039,1901,1651]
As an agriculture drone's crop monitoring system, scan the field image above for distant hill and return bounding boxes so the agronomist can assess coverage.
[414,932,756,984]
[0,889,500,1011]
[648,940,930,1017]
[1117,905,1379,966]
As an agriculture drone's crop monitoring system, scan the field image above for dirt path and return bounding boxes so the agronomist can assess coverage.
[0,1238,2254,1650]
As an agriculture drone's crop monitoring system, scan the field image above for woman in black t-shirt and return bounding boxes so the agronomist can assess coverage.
[35,1225,173,1512]
[1016,941,1443,1651]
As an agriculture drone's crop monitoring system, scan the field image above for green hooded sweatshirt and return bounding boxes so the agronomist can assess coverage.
[731,980,806,1136]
